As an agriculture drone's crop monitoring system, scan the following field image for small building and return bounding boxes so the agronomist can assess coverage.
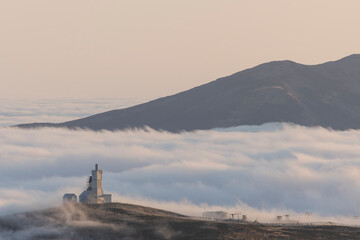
[79,164,112,204]
[63,193,77,203]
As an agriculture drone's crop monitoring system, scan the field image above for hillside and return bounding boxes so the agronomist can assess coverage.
[16,54,360,131]
[1,203,360,240]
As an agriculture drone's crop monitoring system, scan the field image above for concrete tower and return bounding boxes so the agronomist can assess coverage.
[92,164,103,196]
[79,164,112,204]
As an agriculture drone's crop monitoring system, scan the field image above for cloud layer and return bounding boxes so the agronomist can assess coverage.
[0,98,144,127]
[1,124,360,223]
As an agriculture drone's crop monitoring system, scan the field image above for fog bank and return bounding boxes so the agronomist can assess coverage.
[1,124,360,221]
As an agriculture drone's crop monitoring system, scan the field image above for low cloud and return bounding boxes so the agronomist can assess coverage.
[0,98,144,127]
[0,203,127,240]
[1,124,360,223]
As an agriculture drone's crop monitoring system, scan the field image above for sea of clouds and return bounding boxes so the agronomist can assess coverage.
[1,99,360,224]
[0,98,145,127]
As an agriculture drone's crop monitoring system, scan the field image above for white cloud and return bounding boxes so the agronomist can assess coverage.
[1,124,360,224]
[0,98,145,127]
[0,202,125,240]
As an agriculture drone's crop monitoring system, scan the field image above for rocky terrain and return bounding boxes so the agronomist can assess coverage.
[1,203,360,240]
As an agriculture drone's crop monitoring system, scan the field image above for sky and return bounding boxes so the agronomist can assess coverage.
[1,0,360,100]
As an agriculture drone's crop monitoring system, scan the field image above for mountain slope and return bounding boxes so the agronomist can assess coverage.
[17,54,360,131]
[1,203,360,240]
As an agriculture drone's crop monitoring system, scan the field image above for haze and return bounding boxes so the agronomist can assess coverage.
[1,0,360,99]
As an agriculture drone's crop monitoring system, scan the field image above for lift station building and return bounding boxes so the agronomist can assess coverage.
[79,164,112,204]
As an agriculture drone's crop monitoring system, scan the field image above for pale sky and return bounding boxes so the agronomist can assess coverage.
[1,0,359,100]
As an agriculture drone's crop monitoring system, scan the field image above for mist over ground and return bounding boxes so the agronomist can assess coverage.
[1,122,360,223]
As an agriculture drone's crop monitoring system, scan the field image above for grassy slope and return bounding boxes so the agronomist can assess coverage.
[1,203,360,240]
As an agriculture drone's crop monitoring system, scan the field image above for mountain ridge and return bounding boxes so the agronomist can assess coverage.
[16,54,360,131]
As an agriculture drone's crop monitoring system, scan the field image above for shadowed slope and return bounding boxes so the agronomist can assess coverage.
[1,203,360,240]
[16,54,360,131]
